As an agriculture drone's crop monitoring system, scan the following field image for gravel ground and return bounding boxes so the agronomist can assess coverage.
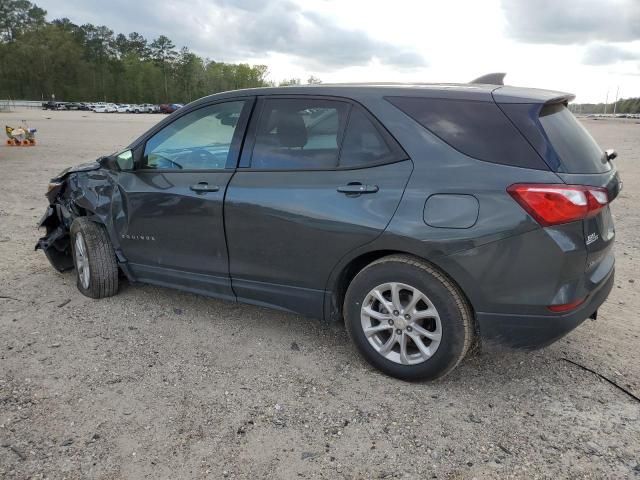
[0,110,639,479]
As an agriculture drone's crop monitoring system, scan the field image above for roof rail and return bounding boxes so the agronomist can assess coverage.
[470,73,506,85]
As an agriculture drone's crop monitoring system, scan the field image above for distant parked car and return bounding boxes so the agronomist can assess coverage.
[160,103,183,114]
[66,102,82,110]
[42,101,67,110]
[115,104,132,113]
[93,103,117,113]
[133,103,155,113]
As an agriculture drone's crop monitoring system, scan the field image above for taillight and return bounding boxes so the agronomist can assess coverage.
[507,184,609,226]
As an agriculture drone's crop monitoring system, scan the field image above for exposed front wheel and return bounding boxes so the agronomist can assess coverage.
[344,255,473,381]
[70,218,119,299]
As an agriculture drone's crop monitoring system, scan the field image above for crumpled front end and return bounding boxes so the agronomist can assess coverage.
[35,160,114,272]
[35,203,75,271]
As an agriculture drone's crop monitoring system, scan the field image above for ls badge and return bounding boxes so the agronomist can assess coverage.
[586,232,599,245]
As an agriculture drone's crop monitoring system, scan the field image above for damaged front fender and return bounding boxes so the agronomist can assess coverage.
[35,159,125,272]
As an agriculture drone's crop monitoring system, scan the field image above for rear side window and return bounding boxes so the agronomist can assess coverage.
[386,97,549,170]
[251,98,349,169]
[250,98,406,170]
[339,108,400,168]
[538,104,609,174]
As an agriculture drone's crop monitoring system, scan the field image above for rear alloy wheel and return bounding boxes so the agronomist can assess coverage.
[344,255,473,381]
[361,282,442,365]
[70,218,119,299]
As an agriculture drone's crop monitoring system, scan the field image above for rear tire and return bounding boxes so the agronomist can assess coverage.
[70,218,119,299]
[344,255,473,381]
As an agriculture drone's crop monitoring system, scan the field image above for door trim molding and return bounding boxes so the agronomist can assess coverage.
[129,263,236,301]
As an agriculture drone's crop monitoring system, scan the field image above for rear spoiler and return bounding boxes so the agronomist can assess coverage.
[543,93,576,105]
[492,86,576,105]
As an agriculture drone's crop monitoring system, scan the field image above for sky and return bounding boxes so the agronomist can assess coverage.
[36,0,640,103]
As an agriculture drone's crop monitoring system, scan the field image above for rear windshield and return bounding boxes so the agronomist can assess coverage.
[538,104,610,174]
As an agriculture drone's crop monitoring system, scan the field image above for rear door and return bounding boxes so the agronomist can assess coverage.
[224,96,412,317]
[114,99,253,299]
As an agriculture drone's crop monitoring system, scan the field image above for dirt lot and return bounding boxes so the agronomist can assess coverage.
[0,110,639,479]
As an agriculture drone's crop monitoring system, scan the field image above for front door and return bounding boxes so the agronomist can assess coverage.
[114,99,252,299]
[224,96,413,316]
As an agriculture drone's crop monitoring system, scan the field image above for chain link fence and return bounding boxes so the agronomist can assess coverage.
[0,100,43,111]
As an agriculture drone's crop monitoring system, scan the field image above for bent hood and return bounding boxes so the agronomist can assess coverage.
[51,160,102,182]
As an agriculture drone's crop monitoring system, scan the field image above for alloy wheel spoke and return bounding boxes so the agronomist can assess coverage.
[410,334,434,360]
[363,306,391,321]
[363,323,393,337]
[372,289,392,313]
[404,288,422,313]
[412,324,442,341]
[76,237,84,256]
[412,308,438,321]
[390,283,402,311]
[399,333,409,364]
[378,332,397,355]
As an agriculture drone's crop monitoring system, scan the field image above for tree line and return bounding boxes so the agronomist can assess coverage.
[571,97,640,115]
[0,0,305,104]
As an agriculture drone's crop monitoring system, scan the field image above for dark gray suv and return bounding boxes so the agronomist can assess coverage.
[37,79,620,380]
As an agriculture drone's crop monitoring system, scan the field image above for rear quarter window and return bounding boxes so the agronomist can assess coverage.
[386,96,549,170]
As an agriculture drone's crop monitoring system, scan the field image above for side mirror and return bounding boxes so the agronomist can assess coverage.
[605,149,617,161]
[98,155,120,171]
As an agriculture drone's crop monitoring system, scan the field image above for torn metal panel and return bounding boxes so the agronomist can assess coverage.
[35,159,128,273]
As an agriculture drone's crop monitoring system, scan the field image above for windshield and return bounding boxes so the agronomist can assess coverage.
[538,104,610,174]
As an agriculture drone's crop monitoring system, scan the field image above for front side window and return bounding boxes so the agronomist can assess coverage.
[251,98,349,169]
[143,101,245,170]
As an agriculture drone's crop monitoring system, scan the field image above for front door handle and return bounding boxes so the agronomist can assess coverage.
[190,182,220,193]
[337,183,379,195]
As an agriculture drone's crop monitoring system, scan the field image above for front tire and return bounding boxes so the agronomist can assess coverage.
[344,255,473,381]
[70,218,119,299]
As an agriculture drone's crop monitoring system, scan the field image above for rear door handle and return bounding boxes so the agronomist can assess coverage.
[337,183,379,195]
[190,182,220,193]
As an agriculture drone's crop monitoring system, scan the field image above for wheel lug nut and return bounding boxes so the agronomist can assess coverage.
[393,310,399,316]
[404,314,411,320]
[407,326,413,332]
[388,319,394,325]
[395,329,402,335]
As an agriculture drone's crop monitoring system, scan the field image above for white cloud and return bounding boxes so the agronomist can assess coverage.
[35,0,640,102]
[583,43,640,65]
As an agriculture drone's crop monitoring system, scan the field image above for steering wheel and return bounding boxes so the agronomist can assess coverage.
[148,153,183,169]
[191,147,224,162]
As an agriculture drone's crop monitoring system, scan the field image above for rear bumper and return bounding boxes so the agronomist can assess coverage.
[476,268,614,349]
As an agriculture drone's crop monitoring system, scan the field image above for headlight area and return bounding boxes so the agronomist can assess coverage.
[45,181,65,202]
[47,181,63,194]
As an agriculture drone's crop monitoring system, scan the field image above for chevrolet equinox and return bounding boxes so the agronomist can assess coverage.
[37,77,620,380]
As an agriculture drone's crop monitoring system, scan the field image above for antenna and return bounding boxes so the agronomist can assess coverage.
[470,73,506,85]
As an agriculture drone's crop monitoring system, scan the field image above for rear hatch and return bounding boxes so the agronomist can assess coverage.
[496,92,621,280]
